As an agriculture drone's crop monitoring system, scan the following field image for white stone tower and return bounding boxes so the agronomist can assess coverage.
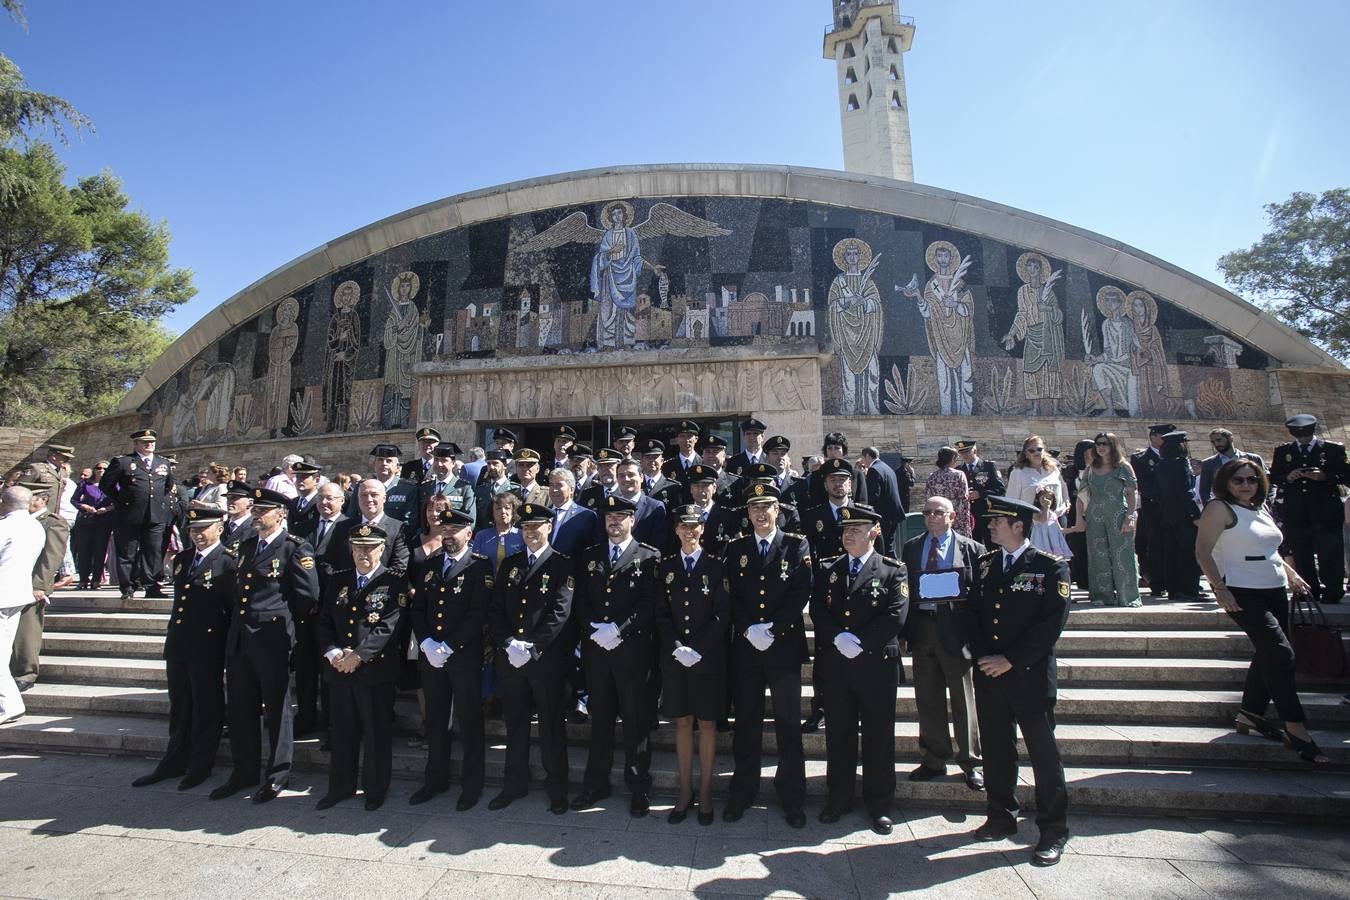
[823,0,915,182]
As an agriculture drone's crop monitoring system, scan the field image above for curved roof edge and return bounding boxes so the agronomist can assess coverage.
[122,163,1341,411]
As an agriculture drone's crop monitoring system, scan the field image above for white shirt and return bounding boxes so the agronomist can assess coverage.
[681,548,702,569]
[58,478,78,521]
[847,548,874,571]
[606,537,634,561]
[752,528,780,551]
[263,473,298,499]
[256,526,285,553]
[0,509,45,609]
[1002,539,1032,569]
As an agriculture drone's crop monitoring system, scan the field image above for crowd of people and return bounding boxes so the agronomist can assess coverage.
[0,413,1342,869]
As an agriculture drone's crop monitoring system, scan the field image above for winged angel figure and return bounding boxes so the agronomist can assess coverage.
[517,201,729,348]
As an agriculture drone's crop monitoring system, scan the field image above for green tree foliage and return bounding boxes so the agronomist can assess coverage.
[1219,189,1350,361]
[0,143,193,428]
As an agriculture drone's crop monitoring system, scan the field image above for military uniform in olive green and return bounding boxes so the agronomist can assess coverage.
[722,484,813,824]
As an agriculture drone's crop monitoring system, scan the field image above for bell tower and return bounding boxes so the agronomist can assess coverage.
[823,1,916,182]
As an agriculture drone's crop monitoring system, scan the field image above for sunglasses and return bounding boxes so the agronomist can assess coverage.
[1094,441,1111,447]
[1230,475,1261,485]
[1026,447,1045,453]
[922,509,950,517]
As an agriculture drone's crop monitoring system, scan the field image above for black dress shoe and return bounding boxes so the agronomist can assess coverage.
[907,764,945,782]
[1032,834,1067,867]
[697,804,714,826]
[120,590,134,600]
[548,797,569,815]
[570,787,611,810]
[973,819,1018,841]
[315,792,353,810]
[784,810,807,829]
[963,769,985,791]
[145,585,168,599]
[630,793,650,818]
[722,804,744,823]
[177,772,210,791]
[252,780,286,804]
[801,710,824,734]
[364,796,384,811]
[488,791,524,811]
[208,777,253,800]
[409,785,445,806]
[817,804,850,824]
[132,769,182,788]
[871,815,894,836]
[455,792,480,812]
[667,804,689,825]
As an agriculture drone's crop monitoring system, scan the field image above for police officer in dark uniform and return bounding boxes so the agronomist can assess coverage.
[402,426,442,483]
[682,464,741,556]
[639,440,685,508]
[745,463,802,533]
[222,480,256,552]
[1155,431,1204,602]
[409,508,490,809]
[210,488,321,804]
[723,484,813,828]
[571,494,662,817]
[488,502,575,814]
[287,462,324,532]
[314,524,408,811]
[811,504,908,835]
[476,428,518,486]
[543,425,579,477]
[1130,424,1172,595]
[131,507,237,791]
[725,418,769,477]
[1270,413,1349,604]
[99,428,175,599]
[955,439,1006,547]
[963,496,1071,867]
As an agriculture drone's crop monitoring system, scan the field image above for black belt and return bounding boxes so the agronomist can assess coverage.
[1243,554,1273,561]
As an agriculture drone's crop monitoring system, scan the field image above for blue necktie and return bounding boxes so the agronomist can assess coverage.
[759,538,769,559]
[611,545,620,566]
[527,552,536,568]
[849,557,861,579]
[685,556,695,574]
[357,574,368,592]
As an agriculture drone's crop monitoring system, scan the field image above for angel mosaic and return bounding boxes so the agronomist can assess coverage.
[827,238,883,415]
[1001,252,1066,415]
[262,297,301,434]
[900,240,975,415]
[516,201,729,349]
[382,271,430,428]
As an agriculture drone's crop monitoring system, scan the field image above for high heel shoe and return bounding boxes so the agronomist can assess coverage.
[667,802,690,825]
[1234,710,1282,741]
[1283,730,1328,763]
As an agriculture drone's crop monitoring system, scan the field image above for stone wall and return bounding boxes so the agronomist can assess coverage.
[0,427,61,473]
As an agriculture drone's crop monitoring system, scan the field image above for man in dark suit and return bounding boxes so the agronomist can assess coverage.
[859,446,904,555]
[806,432,869,508]
[401,426,442,483]
[902,495,984,790]
[722,484,813,829]
[1198,428,1265,504]
[1130,424,1172,595]
[131,507,237,791]
[725,418,768,477]
[955,439,1005,548]
[1270,414,1349,604]
[608,457,668,550]
[963,496,1071,867]
[546,467,600,558]
[291,481,349,734]
[487,503,575,814]
[812,505,907,835]
[210,489,321,804]
[661,420,702,481]
[347,443,420,526]
[329,480,411,578]
[474,450,517,531]
[99,428,174,599]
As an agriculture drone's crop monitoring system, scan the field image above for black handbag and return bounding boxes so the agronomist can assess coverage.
[1290,591,1347,677]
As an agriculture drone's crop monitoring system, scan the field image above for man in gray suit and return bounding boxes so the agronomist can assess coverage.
[901,494,984,790]
[1197,428,1266,504]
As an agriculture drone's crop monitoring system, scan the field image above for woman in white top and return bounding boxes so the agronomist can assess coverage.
[1195,459,1324,763]
[1005,435,1068,515]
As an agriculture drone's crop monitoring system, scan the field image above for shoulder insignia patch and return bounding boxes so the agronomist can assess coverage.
[565,576,575,591]
[900,581,909,599]
[665,572,676,584]
[484,576,494,589]
[398,593,408,607]
[287,532,303,544]
[1058,581,1070,598]
[298,556,315,570]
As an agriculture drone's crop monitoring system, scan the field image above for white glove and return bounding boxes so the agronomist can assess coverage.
[673,645,702,668]
[506,639,533,668]
[745,623,775,651]
[833,632,864,659]
[437,641,453,659]
[589,621,623,650]
[420,638,453,668]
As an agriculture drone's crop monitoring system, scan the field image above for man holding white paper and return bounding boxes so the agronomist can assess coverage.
[901,495,986,790]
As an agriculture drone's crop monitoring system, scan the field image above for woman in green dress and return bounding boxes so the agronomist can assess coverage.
[1066,433,1141,607]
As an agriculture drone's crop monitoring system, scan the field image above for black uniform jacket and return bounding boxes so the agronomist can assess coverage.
[488,545,575,669]
[325,514,410,577]
[410,548,491,658]
[1130,448,1163,505]
[165,544,237,663]
[900,530,985,659]
[724,530,813,668]
[1270,439,1350,523]
[317,567,408,683]
[958,459,1006,519]
[1155,457,1202,527]
[963,546,1071,703]
[100,452,174,525]
[573,539,662,664]
[653,551,730,674]
[811,551,908,663]
[222,515,256,554]
[225,531,321,655]
[801,501,881,561]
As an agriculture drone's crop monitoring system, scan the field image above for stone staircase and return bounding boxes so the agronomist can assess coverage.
[5,588,1350,822]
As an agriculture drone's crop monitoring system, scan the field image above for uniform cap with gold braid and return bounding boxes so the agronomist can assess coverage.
[130,429,157,441]
[819,457,854,477]
[685,463,718,485]
[953,438,977,452]
[838,503,881,525]
[514,448,541,464]
[250,487,291,510]
[745,483,781,505]
[601,494,637,514]
[980,495,1036,527]
[436,508,475,527]
[518,503,553,524]
[675,420,701,436]
[187,508,227,527]
[764,435,790,452]
[349,523,388,545]
[594,448,624,464]
[555,424,579,440]
[415,426,442,442]
[671,504,703,525]
[225,479,252,499]
[568,444,594,460]
[639,439,665,456]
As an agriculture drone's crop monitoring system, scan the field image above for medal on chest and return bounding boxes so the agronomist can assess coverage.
[269,558,280,579]
[701,575,711,596]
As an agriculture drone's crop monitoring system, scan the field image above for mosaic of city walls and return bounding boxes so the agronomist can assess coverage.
[142,197,1276,445]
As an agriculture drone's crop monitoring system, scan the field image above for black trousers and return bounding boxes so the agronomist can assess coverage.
[1135,503,1165,590]
[1226,585,1306,723]
[113,519,165,591]
[225,644,294,784]
[580,644,652,796]
[419,654,485,795]
[728,647,805,812]
[325,674,395,801]
[497,653,569,803]
[821,651,898,816]
[974,671,1068,841]
[292,617,324,729]
[1284,518,1345,604]
[1160,518,1202,597]
[72,515,113,585]
[160,657,225,779]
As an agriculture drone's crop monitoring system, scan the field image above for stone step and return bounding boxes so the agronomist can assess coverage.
[3,712,1347,822]
[43,612,168,635]
[38,656,165,686]
[41,633,168,660]
[47,593,171,613]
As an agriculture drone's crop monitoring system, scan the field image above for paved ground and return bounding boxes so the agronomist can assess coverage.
[0,752,1347,899]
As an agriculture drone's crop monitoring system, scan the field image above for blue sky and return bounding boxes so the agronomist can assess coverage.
[8,0,1348,336]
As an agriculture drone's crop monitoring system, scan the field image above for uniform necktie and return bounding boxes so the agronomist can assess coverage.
[527,552,536,568]
[191,552,205,576]
[357,574,368,592]
[685,556,696,574]
[644,478,653,492]
[925,537,940,572]
[610,545,620,566]
[1004,552,1015,572]
[849,557,861,579]
[759,538,769,559]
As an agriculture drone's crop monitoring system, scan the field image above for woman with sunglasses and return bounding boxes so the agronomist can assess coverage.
[1066,433,1141,607]
[1005,435,1068,519]
[1195,460,1325,763]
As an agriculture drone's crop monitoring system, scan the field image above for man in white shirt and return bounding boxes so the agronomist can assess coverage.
[263,455,304,500]
[0,487,49,724]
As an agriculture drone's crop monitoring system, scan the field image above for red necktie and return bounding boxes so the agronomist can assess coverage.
[925,537,940,571]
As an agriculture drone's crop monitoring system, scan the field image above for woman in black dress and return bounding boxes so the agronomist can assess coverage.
[653,505,731,825]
